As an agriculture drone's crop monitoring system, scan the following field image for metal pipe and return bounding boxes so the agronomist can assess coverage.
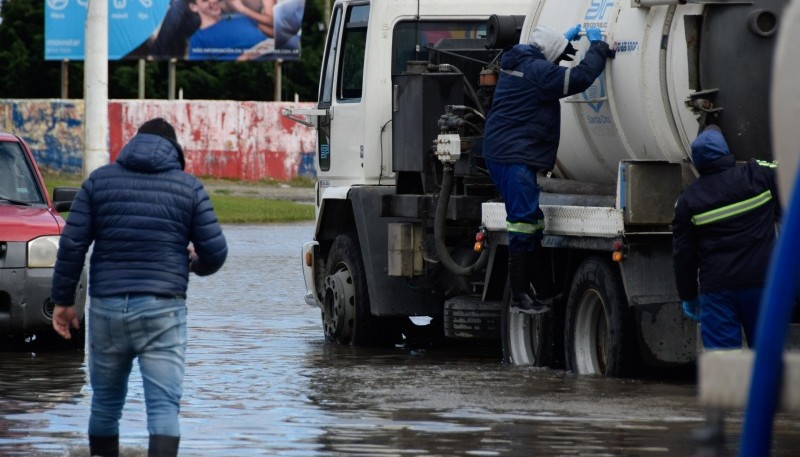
[632,0,685,7]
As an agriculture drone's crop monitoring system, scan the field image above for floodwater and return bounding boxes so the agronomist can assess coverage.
[2,223,800,456]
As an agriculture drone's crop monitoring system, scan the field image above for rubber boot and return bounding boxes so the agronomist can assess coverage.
[89,434,119,457]
[148,435,180,457]
[529,244,561,305]
[509,252,550,315]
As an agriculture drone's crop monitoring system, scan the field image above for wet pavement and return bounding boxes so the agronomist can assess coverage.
[2,223,800,456]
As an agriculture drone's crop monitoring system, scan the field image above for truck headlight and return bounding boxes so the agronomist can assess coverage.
[28,236,60,268]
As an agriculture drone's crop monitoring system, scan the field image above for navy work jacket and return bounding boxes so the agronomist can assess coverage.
[51,134,228,304]
[672,155,781,300]
[483,41,610,170]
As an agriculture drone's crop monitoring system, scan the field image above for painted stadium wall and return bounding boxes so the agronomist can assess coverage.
[0,99,317,181]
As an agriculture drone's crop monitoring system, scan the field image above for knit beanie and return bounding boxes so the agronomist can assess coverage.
[137,117,186,170]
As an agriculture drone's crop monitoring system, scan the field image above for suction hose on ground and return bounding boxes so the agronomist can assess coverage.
[434,165,488,276]
[739,168,800,456]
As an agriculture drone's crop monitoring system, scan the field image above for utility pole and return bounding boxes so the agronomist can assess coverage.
[83,0,109,179]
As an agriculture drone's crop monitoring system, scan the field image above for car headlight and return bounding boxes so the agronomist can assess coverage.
[28,236,60,268]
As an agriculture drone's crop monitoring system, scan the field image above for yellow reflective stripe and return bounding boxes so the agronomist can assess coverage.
[756,159,777,168]
[691,190,772,226]
[507,219,545,233]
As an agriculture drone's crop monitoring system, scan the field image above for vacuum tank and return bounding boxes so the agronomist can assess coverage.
[519,0,787,184]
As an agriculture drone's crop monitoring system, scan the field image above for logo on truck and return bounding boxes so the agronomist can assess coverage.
[586,0,614,20]
[582,70,608,116]
[585,0,614,28]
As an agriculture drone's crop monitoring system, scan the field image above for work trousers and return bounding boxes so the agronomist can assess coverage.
[486,159,544,254]
[87,294,187,438]
[700,288,763,349]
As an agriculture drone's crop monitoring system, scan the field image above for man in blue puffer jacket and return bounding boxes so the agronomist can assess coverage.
[672,125,781,350]
[484,24,614,314]
[50,118,228,457]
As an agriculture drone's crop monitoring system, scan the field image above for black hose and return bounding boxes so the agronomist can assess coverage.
[434,165,489,276]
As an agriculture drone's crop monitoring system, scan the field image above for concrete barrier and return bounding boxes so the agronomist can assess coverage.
[0,99,317,182]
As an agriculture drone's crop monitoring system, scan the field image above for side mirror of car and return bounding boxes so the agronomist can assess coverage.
[53,187,80,213]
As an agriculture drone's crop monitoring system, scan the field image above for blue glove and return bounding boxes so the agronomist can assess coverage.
[564,24,582,41]
[682,299,700,321]
[586,26,603,43]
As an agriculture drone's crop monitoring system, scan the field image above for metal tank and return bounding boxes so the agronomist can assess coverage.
[771,0,799,204]
[519,0,787,184]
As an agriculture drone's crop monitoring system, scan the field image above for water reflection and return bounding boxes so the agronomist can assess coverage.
[0,223,798,456]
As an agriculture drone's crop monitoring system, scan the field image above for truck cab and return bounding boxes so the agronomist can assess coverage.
[287,0,788,377]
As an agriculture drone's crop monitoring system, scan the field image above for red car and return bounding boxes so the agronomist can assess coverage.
[0,133,86,349]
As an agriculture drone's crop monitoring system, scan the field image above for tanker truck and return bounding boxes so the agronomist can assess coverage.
[283,0,788,377]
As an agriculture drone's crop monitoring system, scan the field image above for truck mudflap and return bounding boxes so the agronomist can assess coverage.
[301,241,320,307]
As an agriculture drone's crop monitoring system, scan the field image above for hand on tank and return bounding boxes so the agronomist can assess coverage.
[585,26,603,43]
[564,24,582,41]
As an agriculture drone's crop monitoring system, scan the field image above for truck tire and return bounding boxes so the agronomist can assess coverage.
[322,233,400,347]
[501,277,562,368]
[564,257,637,377]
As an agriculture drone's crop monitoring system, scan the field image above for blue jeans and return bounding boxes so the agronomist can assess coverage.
[87,294,187,437]
[700,288,763,349]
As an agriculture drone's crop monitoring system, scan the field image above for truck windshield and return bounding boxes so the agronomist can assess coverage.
[0,141,45,205]
[392,21,488,76]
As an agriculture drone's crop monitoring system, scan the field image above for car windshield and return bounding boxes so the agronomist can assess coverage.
[0,140,46,205]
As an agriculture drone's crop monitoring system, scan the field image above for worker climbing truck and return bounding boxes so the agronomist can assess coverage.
[284,0,787,376]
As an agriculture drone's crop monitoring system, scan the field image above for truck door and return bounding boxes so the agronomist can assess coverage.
[316,3,370,187]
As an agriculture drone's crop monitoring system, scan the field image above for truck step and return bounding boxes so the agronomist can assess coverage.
[443,296,501,340]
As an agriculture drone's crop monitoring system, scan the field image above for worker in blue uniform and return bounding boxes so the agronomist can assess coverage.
[672,125,782,349]
[484,24,615,314]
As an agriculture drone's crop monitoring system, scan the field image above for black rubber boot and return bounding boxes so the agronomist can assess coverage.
[509,252,550,315]
[148,434,180,457]
[89,434,119,457]
[528,244,561,305]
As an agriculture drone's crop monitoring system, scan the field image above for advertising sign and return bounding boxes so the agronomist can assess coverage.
[45,0,304,61]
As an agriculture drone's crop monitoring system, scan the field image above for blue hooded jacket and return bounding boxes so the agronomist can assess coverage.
[672,126,781,299]
[483,38,610,170]
[51,134,228,304]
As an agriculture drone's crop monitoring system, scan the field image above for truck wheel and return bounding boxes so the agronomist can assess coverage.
[501,278,560,367]
[322,233,399,346]
[564,257,636,377]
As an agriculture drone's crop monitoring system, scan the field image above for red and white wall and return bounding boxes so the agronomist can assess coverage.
[0,99,318,182]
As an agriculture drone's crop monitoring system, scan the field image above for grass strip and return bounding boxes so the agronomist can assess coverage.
[40,170,314,224]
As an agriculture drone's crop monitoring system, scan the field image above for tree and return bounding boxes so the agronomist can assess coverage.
[0,0,327,101]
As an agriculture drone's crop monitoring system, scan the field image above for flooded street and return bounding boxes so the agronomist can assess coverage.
[2,223,800,456]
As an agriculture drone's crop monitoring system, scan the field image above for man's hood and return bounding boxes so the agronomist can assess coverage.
[527,25,568,63]
[691,125,733,174]
[116,133,183,173]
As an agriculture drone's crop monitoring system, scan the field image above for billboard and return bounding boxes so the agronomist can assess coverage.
[45,0,304,61]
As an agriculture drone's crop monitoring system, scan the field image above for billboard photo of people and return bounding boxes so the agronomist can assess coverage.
[44,0,304,62]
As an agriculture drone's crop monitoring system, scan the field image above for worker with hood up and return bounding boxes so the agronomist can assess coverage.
[672,125,781,349]
[483,24,615,314]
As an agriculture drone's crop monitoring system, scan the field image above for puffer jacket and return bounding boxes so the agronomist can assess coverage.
[483,40,610,170]
[672,130,781,300]
[51,134,228,304]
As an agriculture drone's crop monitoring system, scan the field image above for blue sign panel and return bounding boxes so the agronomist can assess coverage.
[45,0,304,62]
